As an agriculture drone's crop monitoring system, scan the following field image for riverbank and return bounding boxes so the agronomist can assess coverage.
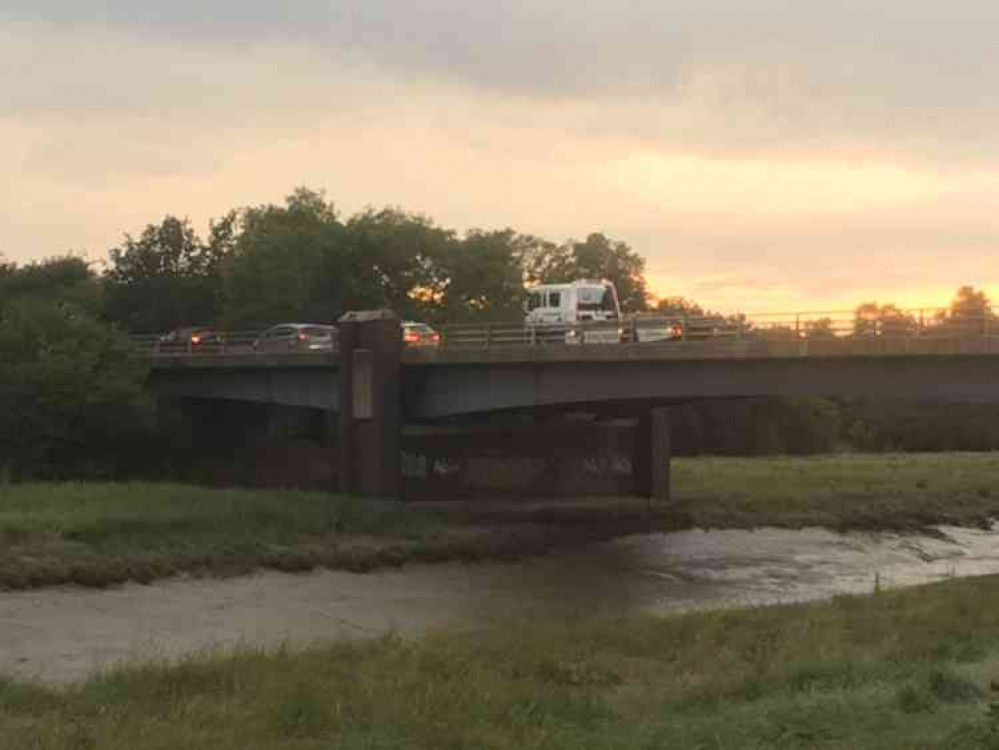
[416,453,999,533]
[3,573,998,749]
[673,452,999,531]
[0,482,581,590]
[2,453,998,590]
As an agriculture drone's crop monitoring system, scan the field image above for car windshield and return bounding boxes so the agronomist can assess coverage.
[577,285,618,312]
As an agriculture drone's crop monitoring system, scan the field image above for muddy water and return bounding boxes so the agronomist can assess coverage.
[2,526,998,683]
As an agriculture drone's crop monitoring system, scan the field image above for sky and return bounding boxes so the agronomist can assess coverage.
[3,1,999,314]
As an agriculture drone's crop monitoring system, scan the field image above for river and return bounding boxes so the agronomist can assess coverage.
[2,525,998,683]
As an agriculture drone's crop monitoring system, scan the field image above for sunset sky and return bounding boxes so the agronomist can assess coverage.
[3,2,999,314]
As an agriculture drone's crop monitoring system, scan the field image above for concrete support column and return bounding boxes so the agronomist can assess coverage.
[633,407,671,502]
[337,310,403,498]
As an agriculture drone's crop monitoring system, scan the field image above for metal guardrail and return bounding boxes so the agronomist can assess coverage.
[129,331,339,356]
[440,320,625,349]
[437,307,999,350]
[130,307,999,357]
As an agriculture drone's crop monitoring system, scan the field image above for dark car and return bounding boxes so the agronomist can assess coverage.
[156,327,224,353]
[253,323,337,353]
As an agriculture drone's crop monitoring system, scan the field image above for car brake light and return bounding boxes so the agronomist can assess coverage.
[404,333,420,343]
[298,333,308,341]
[431,333,440,342]
[191,335,201,344]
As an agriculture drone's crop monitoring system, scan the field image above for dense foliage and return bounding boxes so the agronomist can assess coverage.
[0,257,156,479]
[99,188,652,331]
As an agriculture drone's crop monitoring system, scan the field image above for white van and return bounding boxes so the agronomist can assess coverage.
[525,279,622,344]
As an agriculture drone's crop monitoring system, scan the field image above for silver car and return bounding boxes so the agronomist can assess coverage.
[253,323,337,352]
[402,321,440,348]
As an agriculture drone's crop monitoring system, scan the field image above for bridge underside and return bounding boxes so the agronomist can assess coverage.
[406,355,999,418]
[146,342,999,502]
[149,353,999,419]
[149,367,340,410]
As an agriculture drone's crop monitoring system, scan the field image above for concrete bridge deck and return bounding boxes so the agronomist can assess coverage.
[145,335,999,417]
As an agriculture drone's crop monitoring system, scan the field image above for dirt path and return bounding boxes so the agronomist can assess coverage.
[3,525,998,683]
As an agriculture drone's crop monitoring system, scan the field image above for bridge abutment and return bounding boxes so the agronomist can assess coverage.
[633,408,671,502]
[337,310,403,498]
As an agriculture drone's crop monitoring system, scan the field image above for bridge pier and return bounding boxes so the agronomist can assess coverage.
[633,407,671,502]
[337,310,403,498]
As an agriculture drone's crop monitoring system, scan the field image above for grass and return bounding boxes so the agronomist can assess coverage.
[0,482,587,590]
[433,452,999,534]
[4,574,999,748]
[672,452,999,532]
[2,453,999,590]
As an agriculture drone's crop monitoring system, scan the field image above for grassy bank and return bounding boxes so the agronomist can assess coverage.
[2,453,999,590]
[673,452,999,531]
[435,452,999,533]
[3,574,999,748]
[0,482,586,590]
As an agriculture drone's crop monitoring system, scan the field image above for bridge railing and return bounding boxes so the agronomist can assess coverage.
[129,331,277,356]
[438,307,999,349]
[440,320,626,349]
[131,306,999,357]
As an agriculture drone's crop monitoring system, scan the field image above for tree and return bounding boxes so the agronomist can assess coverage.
[853,302,880,338]
[853,302,919,338]
[101,190,663,329]
[669,397,841,456]
[0,295,154,479]
[652,297,705,317]
[937,285,994,335]
[434,230,527,323]
[804,317,836,340]
[202,211,240,278]
[878,304,918,338]
[0,255,102,314]
[104,216,224,332]
[221,188,379,328]
[520,238,573,285]
[344,207,453,319]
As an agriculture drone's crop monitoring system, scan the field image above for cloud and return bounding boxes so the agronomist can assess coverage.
[4,4,999,312]
[6,1,999,161]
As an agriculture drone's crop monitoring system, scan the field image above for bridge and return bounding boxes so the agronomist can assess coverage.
[137,307,999,500]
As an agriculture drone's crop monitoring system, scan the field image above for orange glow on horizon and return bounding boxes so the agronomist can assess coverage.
[645,274,999,317]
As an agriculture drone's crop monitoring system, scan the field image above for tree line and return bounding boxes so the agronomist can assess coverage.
[2,186,999,481]
[5,185,991,337]
[99,187,648,333]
